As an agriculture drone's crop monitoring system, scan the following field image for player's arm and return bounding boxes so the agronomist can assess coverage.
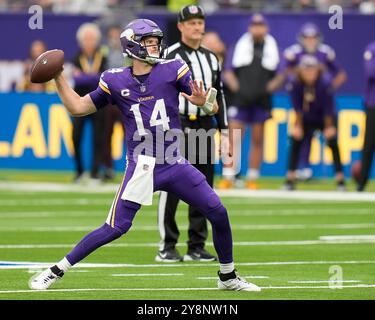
[325,47,347,91]
[54,72,97,116]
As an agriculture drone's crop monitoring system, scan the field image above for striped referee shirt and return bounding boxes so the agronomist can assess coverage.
[166,41,228,130]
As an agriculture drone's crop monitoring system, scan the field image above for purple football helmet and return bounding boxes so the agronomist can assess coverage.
[298,23,322,39]
[120,19,167,64]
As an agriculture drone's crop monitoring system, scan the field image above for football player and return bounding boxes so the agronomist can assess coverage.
[283,55,346,191]
[29,19,260,292]
[268,23,347,182]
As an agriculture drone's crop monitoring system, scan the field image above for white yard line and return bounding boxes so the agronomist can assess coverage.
[1,181,375,201]
[1,223,375,232]
[1,284,375,294]
[197,276,269,279]
[2,260,375,270]
[288,280,361,284]
[3,238,375,249]
[319,235,375,241]
[111,273,184,277]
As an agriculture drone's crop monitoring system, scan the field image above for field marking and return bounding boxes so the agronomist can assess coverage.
[197,276,269,279]
[319,235,375,241]
[2,208,375,219]
[1,181,375,201]
[3,237,375,250]
[288,280,361,284]
[2,260,375,270]
[111,273,184,277]
[1,223,375,232]
[1,284,375,294]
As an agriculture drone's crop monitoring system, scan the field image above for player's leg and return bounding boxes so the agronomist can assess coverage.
[163,162,260,291]
[284,124,311,190]
[29,163,141,290]
[72,116,85,182]
[156,191,183,262]
[324,125,346,190]
[90,109,107,180]
[246,122,264,189]
[358,109,375,191]
[185,162,216,262]
[296,135,313,182]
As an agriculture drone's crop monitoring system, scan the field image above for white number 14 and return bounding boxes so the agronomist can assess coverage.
[130,99,170,136]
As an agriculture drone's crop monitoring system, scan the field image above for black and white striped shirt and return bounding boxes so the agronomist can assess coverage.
[166,41,228,130]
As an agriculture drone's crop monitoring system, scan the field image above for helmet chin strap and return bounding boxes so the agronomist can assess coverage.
[125,50,164,65]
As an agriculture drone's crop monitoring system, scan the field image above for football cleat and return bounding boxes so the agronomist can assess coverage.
[183,249,217,262]
[217,271,261,292]
[217,179,234,189]
[246,181,259,190]
[155,249,183,263]
[29,265,64,290]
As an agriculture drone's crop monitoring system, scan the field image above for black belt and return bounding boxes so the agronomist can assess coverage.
[180,114,211,121]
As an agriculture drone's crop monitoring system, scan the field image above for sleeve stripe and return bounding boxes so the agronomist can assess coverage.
[99,82,111,95]
[177,63,188,75]
[177,66,189,80]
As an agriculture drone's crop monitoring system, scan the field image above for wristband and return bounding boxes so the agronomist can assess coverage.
[201,87,217,115]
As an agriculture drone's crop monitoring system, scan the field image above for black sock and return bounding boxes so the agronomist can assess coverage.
[218,270,236,281]
[51,265,64,277]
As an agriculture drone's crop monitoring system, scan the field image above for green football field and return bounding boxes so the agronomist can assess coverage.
[1,170,375,300]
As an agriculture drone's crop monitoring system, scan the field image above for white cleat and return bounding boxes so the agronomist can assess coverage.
[29,266,64,290]
[218,272,261,292]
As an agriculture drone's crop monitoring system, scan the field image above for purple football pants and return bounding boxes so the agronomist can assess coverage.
[66,158,233,265]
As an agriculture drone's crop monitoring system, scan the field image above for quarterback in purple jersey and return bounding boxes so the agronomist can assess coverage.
[29,19,260,292]
[283,55,346,191]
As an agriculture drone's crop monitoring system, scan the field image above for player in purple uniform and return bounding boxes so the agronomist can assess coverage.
[357,40,375,191]
[283,55,346,191]
[269,23,347,182]
[29,19,260,292]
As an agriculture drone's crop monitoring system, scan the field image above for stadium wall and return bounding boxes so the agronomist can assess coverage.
[0,92,372,178]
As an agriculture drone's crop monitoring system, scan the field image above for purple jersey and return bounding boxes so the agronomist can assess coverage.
[89,58,192,162]
[282,43,341,77]
[364,41,375,108]
[290,75,335,124]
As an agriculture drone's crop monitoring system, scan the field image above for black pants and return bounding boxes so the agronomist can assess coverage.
[157,115,216,252]
[288,122,343,174]
[72,108,107,178]
[358,108,375,190]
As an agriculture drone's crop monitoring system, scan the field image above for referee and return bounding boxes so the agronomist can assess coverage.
[156,5,229,262]
[358,40,375,192]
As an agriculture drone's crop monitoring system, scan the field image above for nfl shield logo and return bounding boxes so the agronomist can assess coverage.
[189,5,199,14]
[143,164,149,171]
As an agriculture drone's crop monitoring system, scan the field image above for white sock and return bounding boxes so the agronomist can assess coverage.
[220,262,235,274]
[246,168,259,181]
[56,257,71,272]
[222,168,235,180]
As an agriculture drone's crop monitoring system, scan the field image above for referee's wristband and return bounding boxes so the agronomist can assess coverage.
[201,87,217,115]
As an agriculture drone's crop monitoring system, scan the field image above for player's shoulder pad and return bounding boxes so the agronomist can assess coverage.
[319,44,336,61]
[99,67,126,94]
[284,44,301,61]
[160,58,190,80]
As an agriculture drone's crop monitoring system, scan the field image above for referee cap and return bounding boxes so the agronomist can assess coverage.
[178,5,205,22]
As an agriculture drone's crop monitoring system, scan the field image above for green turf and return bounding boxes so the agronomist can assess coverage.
[0,179,375,300]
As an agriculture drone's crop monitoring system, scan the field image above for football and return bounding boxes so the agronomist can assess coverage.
[351,160,362,183]
[30,49,64,83]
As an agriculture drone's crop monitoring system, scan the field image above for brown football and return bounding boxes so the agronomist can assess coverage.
[30,49,64,83]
